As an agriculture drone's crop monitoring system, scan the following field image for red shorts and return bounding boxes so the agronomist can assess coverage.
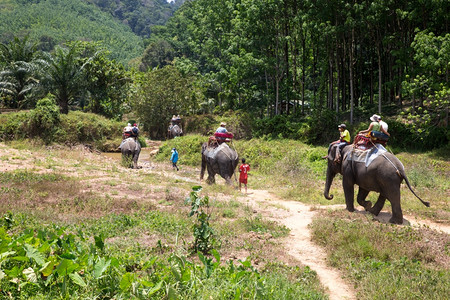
[239,177,247,184]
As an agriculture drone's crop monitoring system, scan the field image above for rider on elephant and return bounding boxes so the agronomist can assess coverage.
[323,123,350,163]
[359,114,390,142]
[123,123,133,139]
[214,122,233,143]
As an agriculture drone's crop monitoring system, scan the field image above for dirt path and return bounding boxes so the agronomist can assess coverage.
[243,189,356,300]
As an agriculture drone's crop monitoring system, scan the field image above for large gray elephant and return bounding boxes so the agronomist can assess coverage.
[168,124,183,139]
[200,142,239,185]
[324,144,429,224]
[120,137,141,169]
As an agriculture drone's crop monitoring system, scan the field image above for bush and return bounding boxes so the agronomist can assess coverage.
[0,109,124,149]
[55,111,123,147]
[184,110,254,139]
[155,135,205,166]
[28,95,61,143]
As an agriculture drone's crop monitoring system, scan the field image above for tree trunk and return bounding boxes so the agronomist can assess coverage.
[349,28,355,124]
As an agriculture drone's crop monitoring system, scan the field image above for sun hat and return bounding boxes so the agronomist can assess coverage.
[127,123,131,126]
[338,123,346,129]
[220,122,226,126]
[370,114,379,122]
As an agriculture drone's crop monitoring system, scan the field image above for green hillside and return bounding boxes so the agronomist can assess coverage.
[86,0,185,37]
[0,0,144,64]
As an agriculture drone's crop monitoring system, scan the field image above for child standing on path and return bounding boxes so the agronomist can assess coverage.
[239,158,250,193]
[170,148,179,171]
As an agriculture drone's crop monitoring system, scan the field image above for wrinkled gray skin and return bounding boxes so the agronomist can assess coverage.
[324,144,430,224]
[168,124,182,139]
[200,142,239,185]
[121,138,141,169]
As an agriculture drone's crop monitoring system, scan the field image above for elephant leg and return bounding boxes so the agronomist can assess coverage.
[224,176,233,185]
[388,191,403,224]
[356,188,372,211]
[206,167,215,185]
[342,179,355,212]
[369,195,386,216]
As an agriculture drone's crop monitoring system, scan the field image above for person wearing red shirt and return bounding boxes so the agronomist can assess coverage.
[239,158,250,193]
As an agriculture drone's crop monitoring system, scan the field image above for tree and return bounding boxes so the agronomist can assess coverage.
[0,36,42,108]
[139,39,175,71]
[133,65,203,138]
[40,43,95,114]
[81,43,131,119]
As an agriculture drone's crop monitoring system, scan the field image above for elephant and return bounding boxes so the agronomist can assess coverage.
[200,142,239,185]
[324,144,430,224]
[168,124,183,139]
[120,137,141,169]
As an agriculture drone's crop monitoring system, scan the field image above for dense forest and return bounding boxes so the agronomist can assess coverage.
[0,0,448,148]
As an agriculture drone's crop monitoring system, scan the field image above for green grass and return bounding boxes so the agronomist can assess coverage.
[310,212,449,300]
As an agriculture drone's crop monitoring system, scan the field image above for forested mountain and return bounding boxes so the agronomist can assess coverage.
[86,0,185,37]
[0,0,173,64]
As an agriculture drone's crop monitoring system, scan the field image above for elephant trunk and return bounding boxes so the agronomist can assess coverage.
[324,164,336,200]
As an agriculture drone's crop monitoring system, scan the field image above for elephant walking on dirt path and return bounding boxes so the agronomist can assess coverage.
[200,142,239,185]
[324,144,430,224]
[120,137,141,169]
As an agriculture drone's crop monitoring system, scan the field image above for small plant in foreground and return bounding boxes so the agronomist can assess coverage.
[185,186,215,254]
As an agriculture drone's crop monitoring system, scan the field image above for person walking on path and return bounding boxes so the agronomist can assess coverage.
[239,158,250,193]
[170,148,179,171]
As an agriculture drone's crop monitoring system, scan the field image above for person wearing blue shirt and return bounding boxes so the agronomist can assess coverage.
[216,122,228,133]
[170,148,179,171]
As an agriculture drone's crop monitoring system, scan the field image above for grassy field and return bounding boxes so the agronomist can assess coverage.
[0,135,448,299]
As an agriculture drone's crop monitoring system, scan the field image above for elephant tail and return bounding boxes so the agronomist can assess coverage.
[400,170,430,207]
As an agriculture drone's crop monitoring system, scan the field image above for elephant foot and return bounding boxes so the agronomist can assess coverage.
[389,216,403,225]
[346,206,355,212]
[369,206,382,216]
[363,201,372,211]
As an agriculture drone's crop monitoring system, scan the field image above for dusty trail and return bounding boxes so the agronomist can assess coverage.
[243,189,356,300]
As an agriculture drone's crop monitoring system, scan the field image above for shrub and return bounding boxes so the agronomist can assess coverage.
[184,110,254,139]
[28,95,61,143]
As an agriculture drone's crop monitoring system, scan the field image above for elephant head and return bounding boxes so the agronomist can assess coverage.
[168,124,182,139]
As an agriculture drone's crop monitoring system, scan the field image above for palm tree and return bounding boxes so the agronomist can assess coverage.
[40,43,95,114]
[0,36,41,108]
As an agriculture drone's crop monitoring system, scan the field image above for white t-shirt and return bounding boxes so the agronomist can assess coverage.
[379,120,388,131]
